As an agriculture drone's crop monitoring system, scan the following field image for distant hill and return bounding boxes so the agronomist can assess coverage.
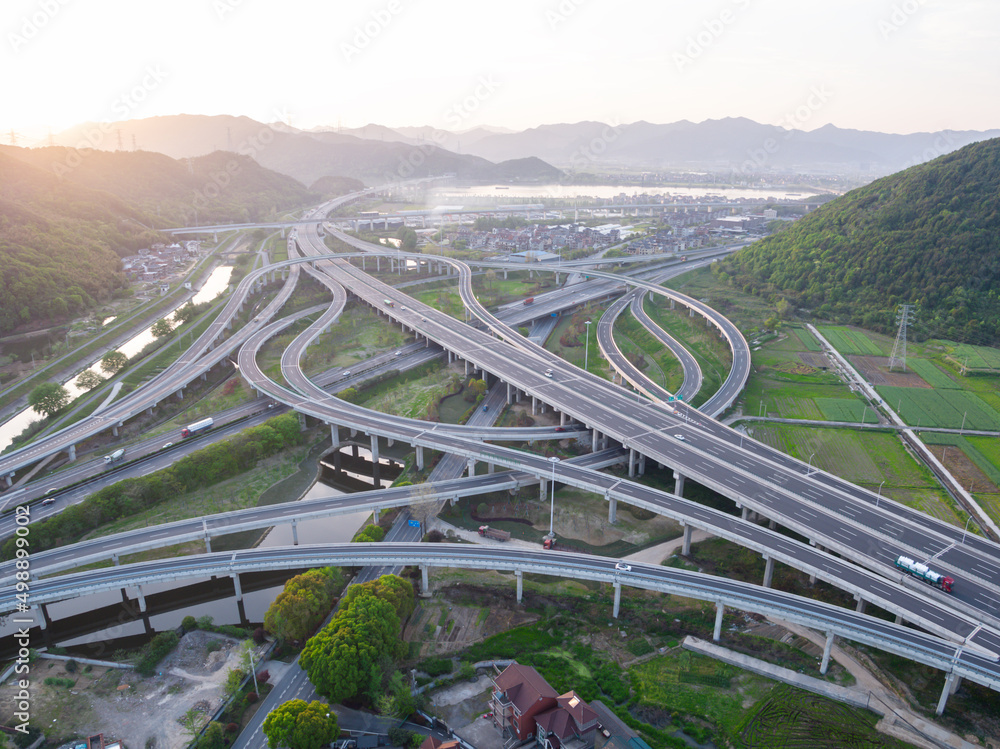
[453,118,1000,175]
[0,145,317,333]
[1,146,317,227]
[719,138,1000,344]
[55,115,563,185]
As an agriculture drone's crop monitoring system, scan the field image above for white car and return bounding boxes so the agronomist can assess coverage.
[674,434,685,441]
[163,442,174,449]
[41,497,56,506]
[544,369,553,378]
[395,351,402,356]
[614,562,631,572]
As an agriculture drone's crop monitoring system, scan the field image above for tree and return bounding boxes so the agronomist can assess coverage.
[100,350,128,374]
[262,699,338,749]
[174,302,198,324]
[151,318,174,338]
[300,594,404,703]
[264,569,340,645]
[75,369,105,391]
[196,722,225,749]
[28,382,69,417]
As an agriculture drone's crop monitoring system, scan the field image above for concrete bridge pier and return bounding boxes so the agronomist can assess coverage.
[176,388,184,400]
[291,520,299,545]
[67,444,76,462]
[682,524,692,556]
[371,435,381,484]
[487,463,495,474]
[713,603,725,641]
[374,508,380,523]
[820,631,835,675]
[415,445,424,471]
[465,360,470,376]
[531,396,538,416]
[612,582,622,618]
[937,672,960,715]
[204,534,212,553]
[330,424,340,448]
[4,474,12,488]
[135,586,147,613]
[516,570,523,603]
[467,458,476,477]
[762,556,775,588]
[740,505,749,521]
[637,455,645,475]
[232,573,243,602]
[855,597,866,614]
[607,494,617,523]
[376,257,381,272]
[420,565,431,597]
[560,411,567,426]
[32,605,48,631]
[592,430,600,452]
[112,554,120,566]
[628,449,637,478]
[112,422,121,437]
[506,383,512,404]
[539,478,547,500]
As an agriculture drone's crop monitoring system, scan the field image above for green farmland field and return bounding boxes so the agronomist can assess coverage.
[905,358,959,389]
[791,326,822,351]
[817,326,883,356]
[946,342,1000,371]
[877,386,1000,430]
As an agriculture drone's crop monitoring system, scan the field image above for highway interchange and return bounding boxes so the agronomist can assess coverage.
[2,188,1000,714]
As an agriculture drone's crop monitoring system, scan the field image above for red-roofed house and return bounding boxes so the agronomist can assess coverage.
[490,665,598,749]
[418,736,460,749]
[535,692,599,749]
[490,664,558,744]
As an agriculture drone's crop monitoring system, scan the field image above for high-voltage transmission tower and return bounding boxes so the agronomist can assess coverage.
[888,304,916,372]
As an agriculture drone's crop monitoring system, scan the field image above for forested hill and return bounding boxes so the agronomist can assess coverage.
[0,146,318,227]
[721,138,1000,344]
[0,146,318,334]
[0,151,152,333]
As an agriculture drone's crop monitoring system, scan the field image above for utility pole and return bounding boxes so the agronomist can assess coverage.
[888,304,915,372]
[116,128,124,151]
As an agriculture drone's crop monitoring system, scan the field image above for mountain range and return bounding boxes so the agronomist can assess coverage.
[53,115,1000,184]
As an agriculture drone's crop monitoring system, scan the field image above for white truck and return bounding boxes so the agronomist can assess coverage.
[104,448,125,464]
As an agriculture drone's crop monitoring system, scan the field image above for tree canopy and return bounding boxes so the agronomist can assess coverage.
[100,350,128,374]
[299,575,413,704]
[263,699,338,749]
[720,137,1000,344]
[28,382,69,416]
[264,568,342,645]
[75,369,104,391]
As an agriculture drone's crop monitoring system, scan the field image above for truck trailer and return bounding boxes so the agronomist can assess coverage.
[181,417,214,439]
[478,525,511,542]
[895,555,954,592]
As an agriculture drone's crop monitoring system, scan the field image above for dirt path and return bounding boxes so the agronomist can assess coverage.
[623,530,713,565]
[770,618,981,749]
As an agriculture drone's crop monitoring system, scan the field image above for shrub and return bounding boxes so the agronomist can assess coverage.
[206,640,221,654]
[246,691,258,704]
[136,631,180,677]
[225,722,239,734]
[253,626,267,644]
[182,615,197,631]
[64,658,78,673]
[257,669,270,684]
[419,658,453,677]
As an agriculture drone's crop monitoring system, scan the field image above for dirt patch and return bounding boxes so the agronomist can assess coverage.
[798,352,828,369]
[850,355,929,388]
[0,631,252,749]
[403,588,538,658]
[931,445,999,494]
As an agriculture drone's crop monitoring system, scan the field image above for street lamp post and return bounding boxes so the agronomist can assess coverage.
[962,515,977,544]
[806,452,816,476]
[547,456,559,539]
[584,320,592,371]
[876,480,885,508]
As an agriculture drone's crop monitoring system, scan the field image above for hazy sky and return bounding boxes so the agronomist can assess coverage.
[4,0,998,140]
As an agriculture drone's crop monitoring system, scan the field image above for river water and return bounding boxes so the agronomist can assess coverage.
[0,265,234,452]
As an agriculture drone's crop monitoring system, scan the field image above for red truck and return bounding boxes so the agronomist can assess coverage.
[478,525,511,542]
[523,297,534,306]
[543,537,556,550]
